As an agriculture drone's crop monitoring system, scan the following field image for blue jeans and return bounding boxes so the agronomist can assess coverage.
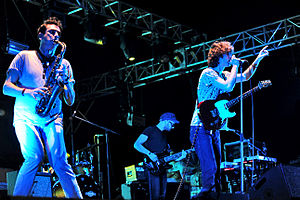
[190,126,221,192]
[13,120,82,198]
[147,169,167,200]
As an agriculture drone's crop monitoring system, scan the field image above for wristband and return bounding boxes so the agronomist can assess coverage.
[21,88,26,96]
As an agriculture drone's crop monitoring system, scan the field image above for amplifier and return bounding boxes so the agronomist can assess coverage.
[7,171,52,197]
[224,140,252,162]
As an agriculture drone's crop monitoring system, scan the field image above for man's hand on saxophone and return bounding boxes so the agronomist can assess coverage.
[56,65,75,106]
[3,70,49,100]
[24,87,49,101]
[56,64,75,106]
[56,66,70,86]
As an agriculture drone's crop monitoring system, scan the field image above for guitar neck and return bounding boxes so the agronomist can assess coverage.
[163,149,192,163]
[226,86,260,108]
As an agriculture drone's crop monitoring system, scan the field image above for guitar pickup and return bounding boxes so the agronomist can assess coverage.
[210,109,219,118]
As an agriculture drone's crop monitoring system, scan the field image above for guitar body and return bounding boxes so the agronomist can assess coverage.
[197,80,272,131]
[143,149,194,175]
[198,99,236,130]
[143,158,172,175]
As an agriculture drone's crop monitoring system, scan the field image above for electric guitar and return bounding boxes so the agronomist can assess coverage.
[144,148,194,175]
[198,80,272,130]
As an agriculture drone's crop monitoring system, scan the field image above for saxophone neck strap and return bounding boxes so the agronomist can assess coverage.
[36,50,55,68]
[36,50,56,80]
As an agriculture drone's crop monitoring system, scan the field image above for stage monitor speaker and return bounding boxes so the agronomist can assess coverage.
[249,165,300,200]
[7,171,52,198]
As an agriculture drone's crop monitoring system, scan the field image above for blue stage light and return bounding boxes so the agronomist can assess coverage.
[6,39,29,55]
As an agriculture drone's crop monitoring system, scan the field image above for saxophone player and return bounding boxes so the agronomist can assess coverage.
[2,17,82,198]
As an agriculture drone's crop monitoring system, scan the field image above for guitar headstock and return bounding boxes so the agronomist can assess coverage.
[258,80,272,89]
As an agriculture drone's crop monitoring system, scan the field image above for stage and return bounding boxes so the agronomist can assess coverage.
[1,0,300,199]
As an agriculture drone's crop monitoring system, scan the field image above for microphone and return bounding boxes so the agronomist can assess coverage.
[231,55,248,65]
[236,57,248,64]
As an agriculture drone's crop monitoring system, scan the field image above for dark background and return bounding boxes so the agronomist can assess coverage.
[1,0,300,198]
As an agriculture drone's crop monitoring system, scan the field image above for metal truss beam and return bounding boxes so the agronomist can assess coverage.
[186,15,300,70]
[23,0,197,44]
[76,15,300,100]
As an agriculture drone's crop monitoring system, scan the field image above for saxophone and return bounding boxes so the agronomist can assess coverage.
[35,40,67,117]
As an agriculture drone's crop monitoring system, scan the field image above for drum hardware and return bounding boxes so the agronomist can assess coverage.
[53,143,100,198]
[53,175,99,198]
[74,143,97,177]
[71,110,120,200]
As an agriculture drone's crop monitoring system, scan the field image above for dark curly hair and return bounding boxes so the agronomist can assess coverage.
[37,16,63,35]
[207,41,234,68]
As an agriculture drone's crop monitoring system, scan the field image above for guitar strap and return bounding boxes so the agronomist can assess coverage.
[173,125,200,200]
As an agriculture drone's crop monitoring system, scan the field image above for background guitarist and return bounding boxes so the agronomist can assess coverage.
[190,41,269,197]
[134,112,186,200]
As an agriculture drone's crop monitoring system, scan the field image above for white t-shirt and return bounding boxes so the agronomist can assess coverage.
[7,50,74,126]
[190,67,230,126]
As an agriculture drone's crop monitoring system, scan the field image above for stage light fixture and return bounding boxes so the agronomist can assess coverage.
[159,54,170,64]
[6,39,29,55]
[120,33,136,62]
[120,47,136,62]
[169,48,185,69]
[128,56,135,61]
[84,36,106,46]
[83,14,106,46]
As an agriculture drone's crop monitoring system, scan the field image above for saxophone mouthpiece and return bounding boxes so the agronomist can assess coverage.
[54,40,66,49]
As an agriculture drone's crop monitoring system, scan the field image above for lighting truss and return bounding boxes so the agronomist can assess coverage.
[186,15,300,70]
[75,15,300,100]
[23,0,197,44]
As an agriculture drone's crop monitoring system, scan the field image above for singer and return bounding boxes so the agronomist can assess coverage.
[2,17,82,198]
[190,41,268,197]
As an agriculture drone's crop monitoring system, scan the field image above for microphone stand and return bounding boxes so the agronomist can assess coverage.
[239,63,245,193]
[250,80,255,187]
[94,134,104,200]
[73,111,120,200]
[69,110,75,167]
